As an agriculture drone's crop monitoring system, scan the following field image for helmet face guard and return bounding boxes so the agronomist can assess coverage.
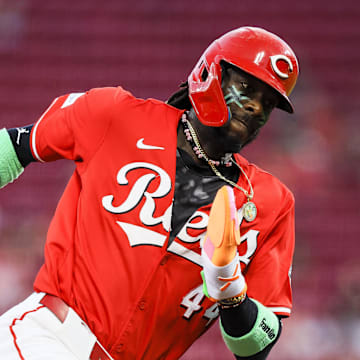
[188,27,299,127]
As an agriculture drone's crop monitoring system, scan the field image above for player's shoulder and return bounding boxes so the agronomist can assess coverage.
[234,153,294,206]
[87,86,182,117]
[84,86,134,105]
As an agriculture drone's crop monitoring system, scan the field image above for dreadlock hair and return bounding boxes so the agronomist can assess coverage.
[166,81,192,110]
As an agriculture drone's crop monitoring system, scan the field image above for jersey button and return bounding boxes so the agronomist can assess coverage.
[138,300,146,310]
[116,343,125,353]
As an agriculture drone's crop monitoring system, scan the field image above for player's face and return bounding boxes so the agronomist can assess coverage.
[188,66,280,159]
[218,66,279,152]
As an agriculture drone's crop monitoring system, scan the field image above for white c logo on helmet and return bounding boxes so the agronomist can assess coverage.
[270,55,293,79]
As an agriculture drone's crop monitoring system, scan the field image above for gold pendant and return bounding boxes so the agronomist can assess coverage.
[243,201,257,222]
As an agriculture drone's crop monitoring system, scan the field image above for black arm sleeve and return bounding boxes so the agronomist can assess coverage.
[219,296,282,360]
[7,125,35,167]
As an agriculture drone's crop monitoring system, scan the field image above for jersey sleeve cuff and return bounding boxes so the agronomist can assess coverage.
[267,306,291,317]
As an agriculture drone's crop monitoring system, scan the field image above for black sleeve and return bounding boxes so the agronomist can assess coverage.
[7,125,35,167]
[219,296,282,360]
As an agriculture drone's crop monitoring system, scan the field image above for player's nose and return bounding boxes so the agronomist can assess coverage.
[243,98,262,115]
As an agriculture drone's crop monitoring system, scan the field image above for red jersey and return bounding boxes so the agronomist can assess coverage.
[30,87,295,360]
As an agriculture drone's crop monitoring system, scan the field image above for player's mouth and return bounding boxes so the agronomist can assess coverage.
[235,118,249,130]
[233,113,265,133]
[229,115,250,137]
[227,113,264,148]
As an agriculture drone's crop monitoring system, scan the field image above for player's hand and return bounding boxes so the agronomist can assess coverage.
[201,186,247,302]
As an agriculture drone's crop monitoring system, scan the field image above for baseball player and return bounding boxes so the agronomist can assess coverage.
[0,26,298,359]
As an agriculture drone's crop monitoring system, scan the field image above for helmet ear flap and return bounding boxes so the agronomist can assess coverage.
[188,63,230,127]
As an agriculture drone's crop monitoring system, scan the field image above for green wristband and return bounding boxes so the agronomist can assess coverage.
[200,270,210,298]
[0,128,24,188]
[220,299,280,357]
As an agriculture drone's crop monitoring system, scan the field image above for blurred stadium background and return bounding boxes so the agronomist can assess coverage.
[0,0,359,359]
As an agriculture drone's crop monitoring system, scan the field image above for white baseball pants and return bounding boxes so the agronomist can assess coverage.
[0,292,112,360]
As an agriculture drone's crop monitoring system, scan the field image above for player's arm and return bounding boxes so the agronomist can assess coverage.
[201,185,289,359]
[0,125,35,189]
[0,86,129,190]
[202,277,282,359]
[218,296,282,360]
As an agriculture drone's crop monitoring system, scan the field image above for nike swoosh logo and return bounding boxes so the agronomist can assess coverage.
[136,138,165,150]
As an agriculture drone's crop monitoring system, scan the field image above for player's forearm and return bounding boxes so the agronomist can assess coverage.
[0,126,34,188]
[219,296,257,336]
[219,296,281,360]
[201,186,282,359]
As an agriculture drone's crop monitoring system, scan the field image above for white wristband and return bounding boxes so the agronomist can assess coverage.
[202,250,246,301]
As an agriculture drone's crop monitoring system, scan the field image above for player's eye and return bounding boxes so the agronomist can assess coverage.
[240,81,248,89]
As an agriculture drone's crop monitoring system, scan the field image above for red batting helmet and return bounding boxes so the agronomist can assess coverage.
[188,26,299,127]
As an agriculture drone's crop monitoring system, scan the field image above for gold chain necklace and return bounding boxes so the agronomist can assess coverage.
[184,117,257,222]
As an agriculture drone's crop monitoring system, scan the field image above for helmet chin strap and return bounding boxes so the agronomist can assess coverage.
[227,106,232,122]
